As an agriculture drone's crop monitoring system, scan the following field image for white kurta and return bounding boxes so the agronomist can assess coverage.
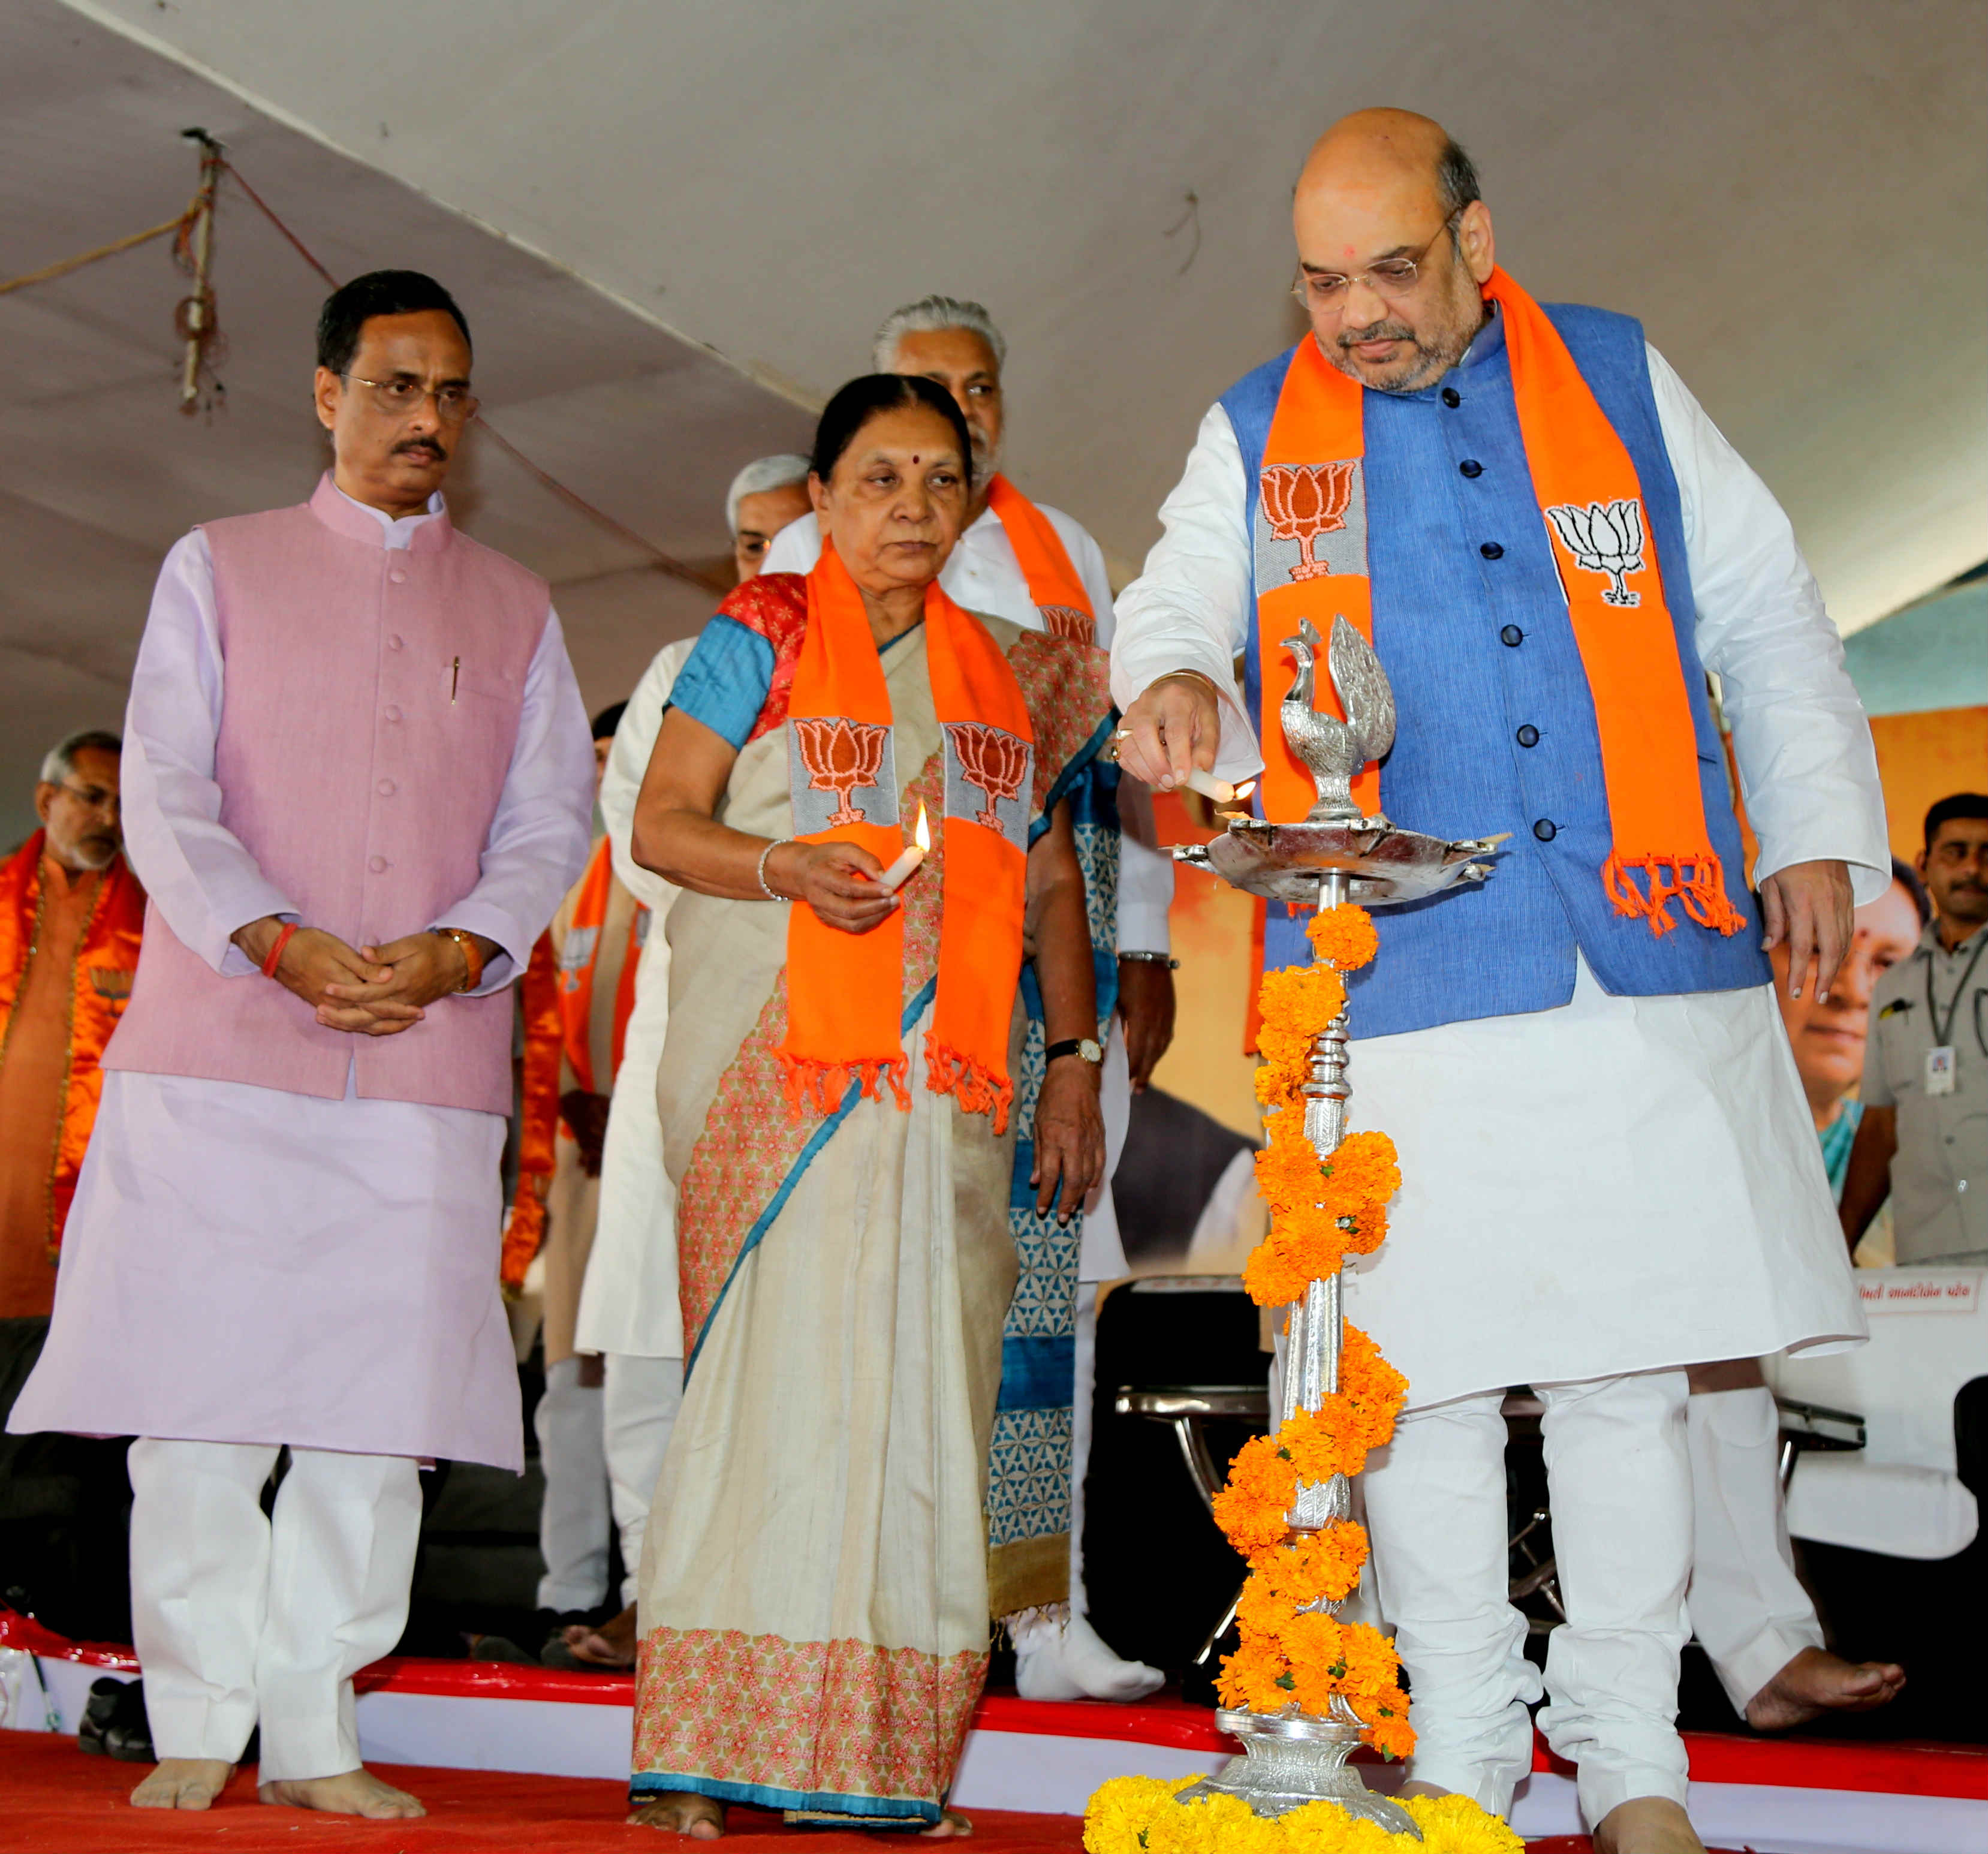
[576,636,695,1361]
[11,492,594,1468]
[766,498,1170,1279]
[1111,327,1888,1407]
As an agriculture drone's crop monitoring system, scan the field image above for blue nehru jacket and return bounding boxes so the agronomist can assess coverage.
[1219,305,1770,1037]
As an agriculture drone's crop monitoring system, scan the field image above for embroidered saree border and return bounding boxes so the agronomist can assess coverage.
[630,1624,987,1822]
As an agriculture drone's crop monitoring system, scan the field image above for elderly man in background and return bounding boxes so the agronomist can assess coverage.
[725,454,811,583]
[503,702,646,1639]
[1,731,146,1635]
[549,450,809,1674]
[764,295,1171,1701]
[1,733,143,1341]
[10,270,594,1817]
[1842,793,1988,1265]
[1112,112,1882,1853]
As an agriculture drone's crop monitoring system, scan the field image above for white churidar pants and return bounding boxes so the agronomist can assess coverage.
[603,1352,683,1608]
[534,1358,612,1613]
[1684,1385,1822,1712]
[128,1438,421,1781]
[1361,1369,1693,1826]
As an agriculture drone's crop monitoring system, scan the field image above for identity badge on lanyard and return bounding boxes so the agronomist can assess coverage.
[1926,932,1988,1098]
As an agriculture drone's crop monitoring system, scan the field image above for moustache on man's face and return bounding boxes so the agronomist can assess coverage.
[1338,318,1417,348]
[394,437,448,463]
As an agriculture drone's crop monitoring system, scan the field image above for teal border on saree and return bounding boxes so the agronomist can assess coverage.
[628,1772,942,1825]
[682,975,938,1381]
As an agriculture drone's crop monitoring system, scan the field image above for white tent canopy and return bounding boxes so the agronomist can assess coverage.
[5,0,1983,843]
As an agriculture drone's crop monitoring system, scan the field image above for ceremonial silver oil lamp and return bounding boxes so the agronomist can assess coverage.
[1171,616,1499,1835]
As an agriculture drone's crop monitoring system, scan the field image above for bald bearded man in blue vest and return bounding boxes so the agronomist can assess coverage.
[1112,113,1884,1854]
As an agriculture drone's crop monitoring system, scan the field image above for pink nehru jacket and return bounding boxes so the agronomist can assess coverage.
[104,477,552,1115]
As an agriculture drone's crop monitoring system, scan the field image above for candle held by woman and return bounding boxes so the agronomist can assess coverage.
[876,802,931,893]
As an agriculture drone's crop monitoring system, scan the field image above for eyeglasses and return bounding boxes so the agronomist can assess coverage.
[55,781,120,815]
[1291,214,1460,312]
[342,374,480,424]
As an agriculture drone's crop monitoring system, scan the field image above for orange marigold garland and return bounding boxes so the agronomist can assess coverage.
[1087,904,1521,1849]
[1215,905,1412,1756]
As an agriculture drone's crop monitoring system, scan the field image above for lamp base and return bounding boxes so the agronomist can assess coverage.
[1177,1708,1421,1836]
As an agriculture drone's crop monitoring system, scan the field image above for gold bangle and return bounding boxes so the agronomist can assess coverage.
[1154,669,1226,702]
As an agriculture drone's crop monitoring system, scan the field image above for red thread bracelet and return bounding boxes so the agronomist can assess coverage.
[261,920,300,979]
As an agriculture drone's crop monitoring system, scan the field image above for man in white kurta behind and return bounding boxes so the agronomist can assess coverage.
[9,271,594,1819]
[552,458,815,1676]
[765,297,1174,1702]
[1112,115,1882,1854]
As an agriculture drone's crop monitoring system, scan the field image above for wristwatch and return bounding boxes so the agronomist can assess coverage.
[1044,1036,1104,1067]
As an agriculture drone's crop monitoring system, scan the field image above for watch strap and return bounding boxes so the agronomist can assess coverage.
[1044,1037,1101,1066]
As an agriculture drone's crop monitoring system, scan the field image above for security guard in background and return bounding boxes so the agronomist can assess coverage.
[1843,793,1988,1264]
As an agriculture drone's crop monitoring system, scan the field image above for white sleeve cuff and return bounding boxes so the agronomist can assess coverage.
[1115,902,1174,955]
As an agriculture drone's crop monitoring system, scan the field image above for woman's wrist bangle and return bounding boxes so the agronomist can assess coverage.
[432,926,483,993]
[1119,950,1180,969]
[758,838,793,901]
[261,920,299,980]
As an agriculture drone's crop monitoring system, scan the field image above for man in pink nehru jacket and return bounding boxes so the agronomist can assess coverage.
[10,271,594,1819]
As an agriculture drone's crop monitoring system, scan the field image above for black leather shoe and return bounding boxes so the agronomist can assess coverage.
[78,1676,153,1762]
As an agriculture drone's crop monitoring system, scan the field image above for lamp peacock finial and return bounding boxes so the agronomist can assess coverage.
[1279,616,1396,825]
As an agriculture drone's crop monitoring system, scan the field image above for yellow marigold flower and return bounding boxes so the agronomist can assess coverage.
[1280,1800,1411,1850]
[1399,1793,1525,1852]
[1082,1774,1188,1853]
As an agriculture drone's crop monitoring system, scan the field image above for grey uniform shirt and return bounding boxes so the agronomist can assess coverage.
[1862,921,1988,1264]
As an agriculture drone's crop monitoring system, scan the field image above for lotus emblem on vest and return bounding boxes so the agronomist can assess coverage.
[1038,604,1094,643]
[792,717,889,828]
[1544,498,1646,607]
[1261,461,1358,583]
[947,723,1030,830]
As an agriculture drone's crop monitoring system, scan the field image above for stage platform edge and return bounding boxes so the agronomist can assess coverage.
[5,1615,1984,1853]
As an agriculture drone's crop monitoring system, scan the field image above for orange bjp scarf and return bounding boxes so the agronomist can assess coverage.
[1255,266,1743,938]
[555,839,644,1092]
[780,543,1034,1130]
[984,475,1095,642]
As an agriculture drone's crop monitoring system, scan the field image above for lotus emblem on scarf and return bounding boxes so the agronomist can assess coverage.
[1543,498,1646,607]
[947,723,1030,830]
[1261,461,1358,582]
[793,717,889,827]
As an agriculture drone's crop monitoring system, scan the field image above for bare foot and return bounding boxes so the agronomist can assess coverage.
[131,1757,233,1810]
[1745,1645,1906,1732]
[258,1769,426,1818]
[628,1791,724,1836]
[920,1807,972,1837]
[1593,1796,1705,1854]
[563,1602,638,1669]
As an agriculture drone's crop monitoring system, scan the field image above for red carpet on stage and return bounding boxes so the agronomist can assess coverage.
[0,1731,1752,1854]
[0,1732,1086,1853]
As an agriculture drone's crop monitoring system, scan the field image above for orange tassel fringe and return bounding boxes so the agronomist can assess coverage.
[1603,850,1746,939]
[778,1052,912,1121]
[923,1034,1014,1135]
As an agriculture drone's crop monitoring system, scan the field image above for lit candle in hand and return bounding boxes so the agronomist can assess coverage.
[1185,771,1257,807]
[876,802,931,894]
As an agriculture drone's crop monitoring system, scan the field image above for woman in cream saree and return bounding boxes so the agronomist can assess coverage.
[627,375,1113,1836]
